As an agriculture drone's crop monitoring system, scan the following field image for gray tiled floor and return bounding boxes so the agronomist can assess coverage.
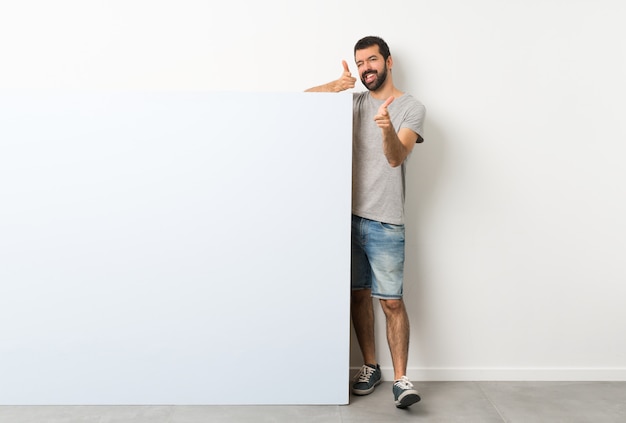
[1,382,625,422]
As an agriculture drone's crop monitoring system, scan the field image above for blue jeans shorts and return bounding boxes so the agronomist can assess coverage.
[351,214,405,299]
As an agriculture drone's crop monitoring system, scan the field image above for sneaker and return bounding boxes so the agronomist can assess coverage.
[393,376,421,408]
[352,364,382,395]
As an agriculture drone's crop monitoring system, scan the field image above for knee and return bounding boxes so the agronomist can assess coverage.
[380,298,405,314]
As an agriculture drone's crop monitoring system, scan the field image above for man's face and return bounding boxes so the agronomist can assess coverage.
[355,45,389,92]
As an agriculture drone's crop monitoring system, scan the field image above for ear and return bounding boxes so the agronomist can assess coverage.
[387,55,393,70]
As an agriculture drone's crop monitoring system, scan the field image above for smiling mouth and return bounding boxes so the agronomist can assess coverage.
[363,71,377,84]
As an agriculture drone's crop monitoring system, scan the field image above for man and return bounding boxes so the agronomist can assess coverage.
[306,36,426,409]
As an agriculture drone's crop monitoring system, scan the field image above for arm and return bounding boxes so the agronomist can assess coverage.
[374,96,419,168]
[305,60,356,93]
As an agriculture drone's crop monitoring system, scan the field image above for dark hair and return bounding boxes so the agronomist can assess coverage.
[354,36,391,60]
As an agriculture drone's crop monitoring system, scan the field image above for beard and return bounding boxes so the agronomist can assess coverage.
[361,64,388,91]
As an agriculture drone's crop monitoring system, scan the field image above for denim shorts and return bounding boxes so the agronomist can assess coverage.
[351,214,405,299]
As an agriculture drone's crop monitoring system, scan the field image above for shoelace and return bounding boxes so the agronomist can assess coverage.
[394,376,414,389]
[355,365,376,383]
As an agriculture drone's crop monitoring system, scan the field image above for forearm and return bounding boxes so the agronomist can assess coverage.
[305,80,345,93]
[382,126,409,168]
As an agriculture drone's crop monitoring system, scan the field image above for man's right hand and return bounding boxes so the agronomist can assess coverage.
[333,60,356,92]
[304,60,356,93]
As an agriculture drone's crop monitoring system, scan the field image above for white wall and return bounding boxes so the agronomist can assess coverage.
[1,0,625,381]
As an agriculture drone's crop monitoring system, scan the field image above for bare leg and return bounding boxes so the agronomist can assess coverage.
[380,298,410,380]
[351,289,377,365]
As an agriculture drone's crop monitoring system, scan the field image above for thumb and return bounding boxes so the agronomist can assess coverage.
[342,60,350,74]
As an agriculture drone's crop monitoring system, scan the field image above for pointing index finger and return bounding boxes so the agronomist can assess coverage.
[382,96,395,109]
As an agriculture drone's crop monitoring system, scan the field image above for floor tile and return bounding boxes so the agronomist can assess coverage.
[0,406,103,423]
[96,406,173,423]
[479,381,626,423]
[169,405,342,423]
